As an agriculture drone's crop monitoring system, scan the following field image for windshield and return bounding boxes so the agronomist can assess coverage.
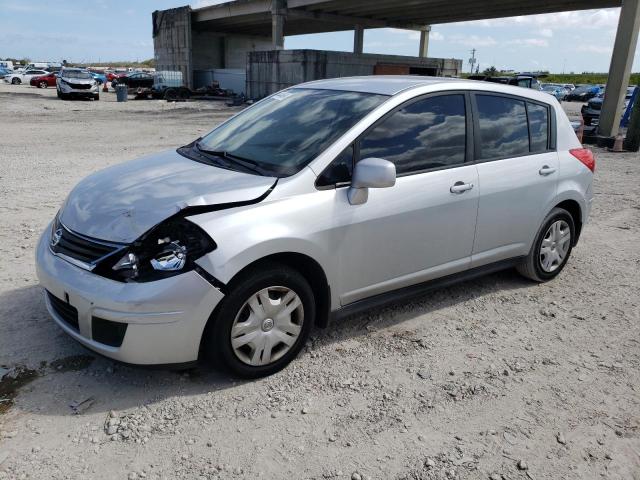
[195,88,388,176]
[63,70,92,79]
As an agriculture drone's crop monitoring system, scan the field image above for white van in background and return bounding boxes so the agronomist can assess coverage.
[25,62,62,71]
[0,60,14,70]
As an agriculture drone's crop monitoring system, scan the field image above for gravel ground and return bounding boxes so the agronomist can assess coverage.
[0,82,639,480]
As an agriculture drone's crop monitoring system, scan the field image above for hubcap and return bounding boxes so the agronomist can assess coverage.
[230,286,304,366]
[539,220,571,273]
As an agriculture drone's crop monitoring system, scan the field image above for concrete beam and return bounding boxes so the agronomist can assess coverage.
[354,25,364,53]
[193,0,270,22]
[285,8,424,30]
[419,26,430,57]
[272,0,286,49]
[599,0,640,138]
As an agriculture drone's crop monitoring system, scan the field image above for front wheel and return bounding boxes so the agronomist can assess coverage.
[204,262,314,378]
[517,207,575,282]
[11,77,20,85]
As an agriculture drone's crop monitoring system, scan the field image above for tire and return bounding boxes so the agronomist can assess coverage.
[11,77,20,85]
[179,88,191,100]
[204,262,315,378]
[56,88,61,98]
[94,94,99,101]
[517,207,575,282]
[164,88,178,101]
[39,81,48,89]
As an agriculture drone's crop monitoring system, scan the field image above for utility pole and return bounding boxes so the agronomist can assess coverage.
[468,49,477,73]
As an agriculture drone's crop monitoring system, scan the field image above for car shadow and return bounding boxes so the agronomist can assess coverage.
[0,268,532,417]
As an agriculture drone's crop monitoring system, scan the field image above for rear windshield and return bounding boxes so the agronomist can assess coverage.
[62,70,92,79]
[197,88,388,176]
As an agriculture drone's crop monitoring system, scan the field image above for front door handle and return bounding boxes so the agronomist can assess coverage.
[539,165,557,176]
[450,181,474,194]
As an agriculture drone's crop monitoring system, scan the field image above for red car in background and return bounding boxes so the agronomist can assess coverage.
[106,71,125,82]
[30,72,57,88]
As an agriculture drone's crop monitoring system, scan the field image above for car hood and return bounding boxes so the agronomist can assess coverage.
[59,149,276,243]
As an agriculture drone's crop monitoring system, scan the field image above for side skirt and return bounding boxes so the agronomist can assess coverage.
[329,257,525,323]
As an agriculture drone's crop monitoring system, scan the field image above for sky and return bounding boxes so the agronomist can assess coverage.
[0,0,633,73]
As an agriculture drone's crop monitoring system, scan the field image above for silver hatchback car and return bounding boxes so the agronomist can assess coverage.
[36,76,595,377]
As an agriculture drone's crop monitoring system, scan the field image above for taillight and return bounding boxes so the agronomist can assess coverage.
[570,148,595,172]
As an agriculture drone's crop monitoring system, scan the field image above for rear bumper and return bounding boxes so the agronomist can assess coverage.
[35,225,224,365]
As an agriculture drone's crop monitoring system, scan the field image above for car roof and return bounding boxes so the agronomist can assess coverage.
[296,75,463,95]
[292,75,556,104]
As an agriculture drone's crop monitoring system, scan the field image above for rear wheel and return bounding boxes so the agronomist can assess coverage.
[204,263,314,378]
[39,81,48,89]
[164,88,178,101]
[517,207,575,282]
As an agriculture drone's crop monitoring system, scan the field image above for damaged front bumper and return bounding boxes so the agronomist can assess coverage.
[35,224,224,365]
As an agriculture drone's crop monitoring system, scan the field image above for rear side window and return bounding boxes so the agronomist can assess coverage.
[476,95,529,159]
[359,94,467,175]
[527,102,549,153]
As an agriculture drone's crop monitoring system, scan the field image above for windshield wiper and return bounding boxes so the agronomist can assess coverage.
[193,142,233,168]
[195,142,269,176]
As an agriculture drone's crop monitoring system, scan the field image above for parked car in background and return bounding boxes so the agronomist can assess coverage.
[566,85,600,102]
[0,60,14,70]
[105,71,121,82]
[37,77,594,377]
[25,62,62,71]
[469,74,541,90]
[3,69,50,85]
[89,72,107,85]
[541,84,566,101]
[56,68,99,100]
[111,71,154,90]
[581,86,636,126]
[562,84,576,91]
[0,67,13,79]
[30,72,58,88]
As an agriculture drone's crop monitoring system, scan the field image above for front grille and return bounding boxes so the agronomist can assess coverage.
[68,82,91,89]
[51,223,122,267]
[92,317,127,347]
[47,291,79,330]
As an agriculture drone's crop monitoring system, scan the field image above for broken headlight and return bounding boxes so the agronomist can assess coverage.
[96,217,216,282]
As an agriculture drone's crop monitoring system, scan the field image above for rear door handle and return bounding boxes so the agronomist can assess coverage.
[539,165,557,176]
[450,181,474,194]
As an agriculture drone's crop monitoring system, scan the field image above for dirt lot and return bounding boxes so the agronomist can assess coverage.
[0,82,639,480]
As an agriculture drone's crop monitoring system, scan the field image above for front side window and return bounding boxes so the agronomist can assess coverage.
[359,94,467,175]
[476,95,529,160]
[316,145,354,187]
[196,88,387,177]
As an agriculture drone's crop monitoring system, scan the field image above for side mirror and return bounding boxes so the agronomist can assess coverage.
[348,157,396,205]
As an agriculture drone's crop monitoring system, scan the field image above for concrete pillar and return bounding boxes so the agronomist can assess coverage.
[271,0,285,49]
[354,25,364,54]
[599,0,640,138]
[419,26,431,58]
